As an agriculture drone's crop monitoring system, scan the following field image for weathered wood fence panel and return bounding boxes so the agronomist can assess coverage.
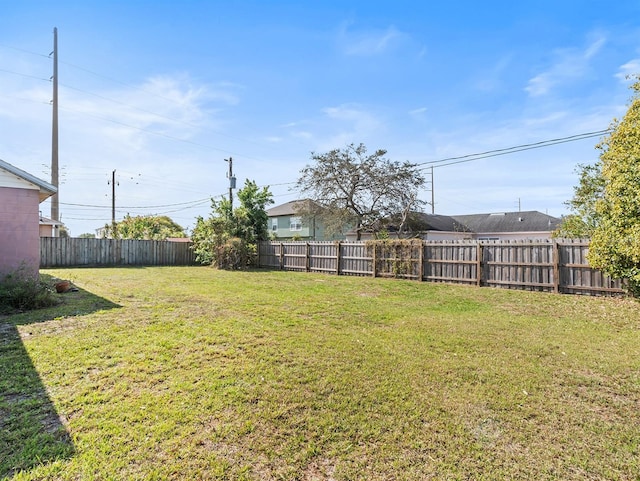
[258,241,282,269]
[257,240,625,297]
[40,238,196,267]
[482,240,556,292]
[308,242,338,273]
[340,243,371,276]
[424,241,478,285]
[558,239,624,295]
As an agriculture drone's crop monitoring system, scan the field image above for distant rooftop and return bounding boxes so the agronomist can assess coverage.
[452,211,560,233]
[266,199,318,217]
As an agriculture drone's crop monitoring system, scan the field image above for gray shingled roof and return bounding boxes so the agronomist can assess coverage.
[406,212,471,232]
[451,211,560,233]
[0,158,57,202]
[266,199,319,217]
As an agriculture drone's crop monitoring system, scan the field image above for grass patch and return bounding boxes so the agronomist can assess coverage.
[2,266,640,480]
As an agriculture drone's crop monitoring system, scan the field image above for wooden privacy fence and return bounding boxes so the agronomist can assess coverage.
[40,237,196,267]
[258,239,625,297]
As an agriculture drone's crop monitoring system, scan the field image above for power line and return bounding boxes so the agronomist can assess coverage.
[60,198,211,209]
[418,129,611,170]
[0,67,50,82]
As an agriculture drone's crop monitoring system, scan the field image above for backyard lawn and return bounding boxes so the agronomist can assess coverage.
[1,266,640,480]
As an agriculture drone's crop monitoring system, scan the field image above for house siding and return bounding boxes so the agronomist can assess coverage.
[0,186,40,278]
[271,215,312,239]
[39,224,53,237]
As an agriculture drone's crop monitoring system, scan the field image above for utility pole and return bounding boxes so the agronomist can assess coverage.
[225,157,236,210]
[109,170,118,228]
[50,27,59,223]
[430,166,435,214]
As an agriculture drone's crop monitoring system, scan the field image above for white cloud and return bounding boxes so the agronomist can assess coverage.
[615,59,640,82]
[315,104,385,151]
[409,107,428,116]
[292,131,313,140]
[339,24,406,56]
[474,55,513,92]
[323,104,381,130]
[525,34,607,97]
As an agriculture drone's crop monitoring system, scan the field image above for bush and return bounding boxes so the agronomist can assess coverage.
[215,237,253,270]
[0,270,60,313]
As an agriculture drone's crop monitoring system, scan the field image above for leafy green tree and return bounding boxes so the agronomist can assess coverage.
[553,162,604,238]
[587,77,640,294]
[295,143,426,240]
[234,179,273,245]
[191,180,273,268]
[78,233,96,238]
[104,215,186,240]
[191,205,233,266]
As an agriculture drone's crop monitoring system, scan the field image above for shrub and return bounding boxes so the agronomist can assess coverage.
[0,270,60,313]
[216,237,252,270]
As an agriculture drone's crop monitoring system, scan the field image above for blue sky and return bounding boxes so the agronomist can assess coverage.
[1,1,639,236]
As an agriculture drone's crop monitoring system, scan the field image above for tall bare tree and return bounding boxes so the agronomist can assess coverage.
[295,143,426,240]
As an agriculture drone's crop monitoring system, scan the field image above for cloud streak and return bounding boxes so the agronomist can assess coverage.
[615,59,640,82]
[525,34,606,97]
[338,24,407,56]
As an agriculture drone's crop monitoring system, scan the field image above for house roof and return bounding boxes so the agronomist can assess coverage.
[406,212,471,232]
[451,211,560,233]
[266,199,317,217]
[39,215,64,227]
[0,158,57,202]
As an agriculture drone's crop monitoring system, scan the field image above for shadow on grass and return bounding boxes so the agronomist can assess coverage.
[0,279,120,478]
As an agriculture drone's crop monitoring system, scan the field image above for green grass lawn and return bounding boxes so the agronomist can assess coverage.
[2,267,640,480]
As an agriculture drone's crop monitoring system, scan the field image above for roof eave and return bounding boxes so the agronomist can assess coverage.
[0,158,57,202]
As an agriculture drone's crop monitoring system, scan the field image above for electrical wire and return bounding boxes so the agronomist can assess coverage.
[0,43,50,58]
[60,198,211,209]
[0,67,50,82]
[418,129,611,170]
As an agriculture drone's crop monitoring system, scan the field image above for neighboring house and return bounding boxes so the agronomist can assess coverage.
[346,210,560,241]
[451,211,561,241]
[266,199,345,241]
[0,158,57,278]
[39,214,64,237]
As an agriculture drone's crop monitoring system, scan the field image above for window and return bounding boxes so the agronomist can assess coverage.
[290,216,302,231]
[272,219,278,231]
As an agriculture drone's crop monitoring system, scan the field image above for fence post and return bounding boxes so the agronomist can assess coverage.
[335,241,341,275]
[279,242,284,270]
[372,242,377,277]
[476,242,483,287]
[306,242,310,272]
[257,241,261,268]
[419,241,425,281]
[553,240,560,294]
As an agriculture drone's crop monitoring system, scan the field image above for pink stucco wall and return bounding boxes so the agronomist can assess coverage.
[0,186,40,279]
